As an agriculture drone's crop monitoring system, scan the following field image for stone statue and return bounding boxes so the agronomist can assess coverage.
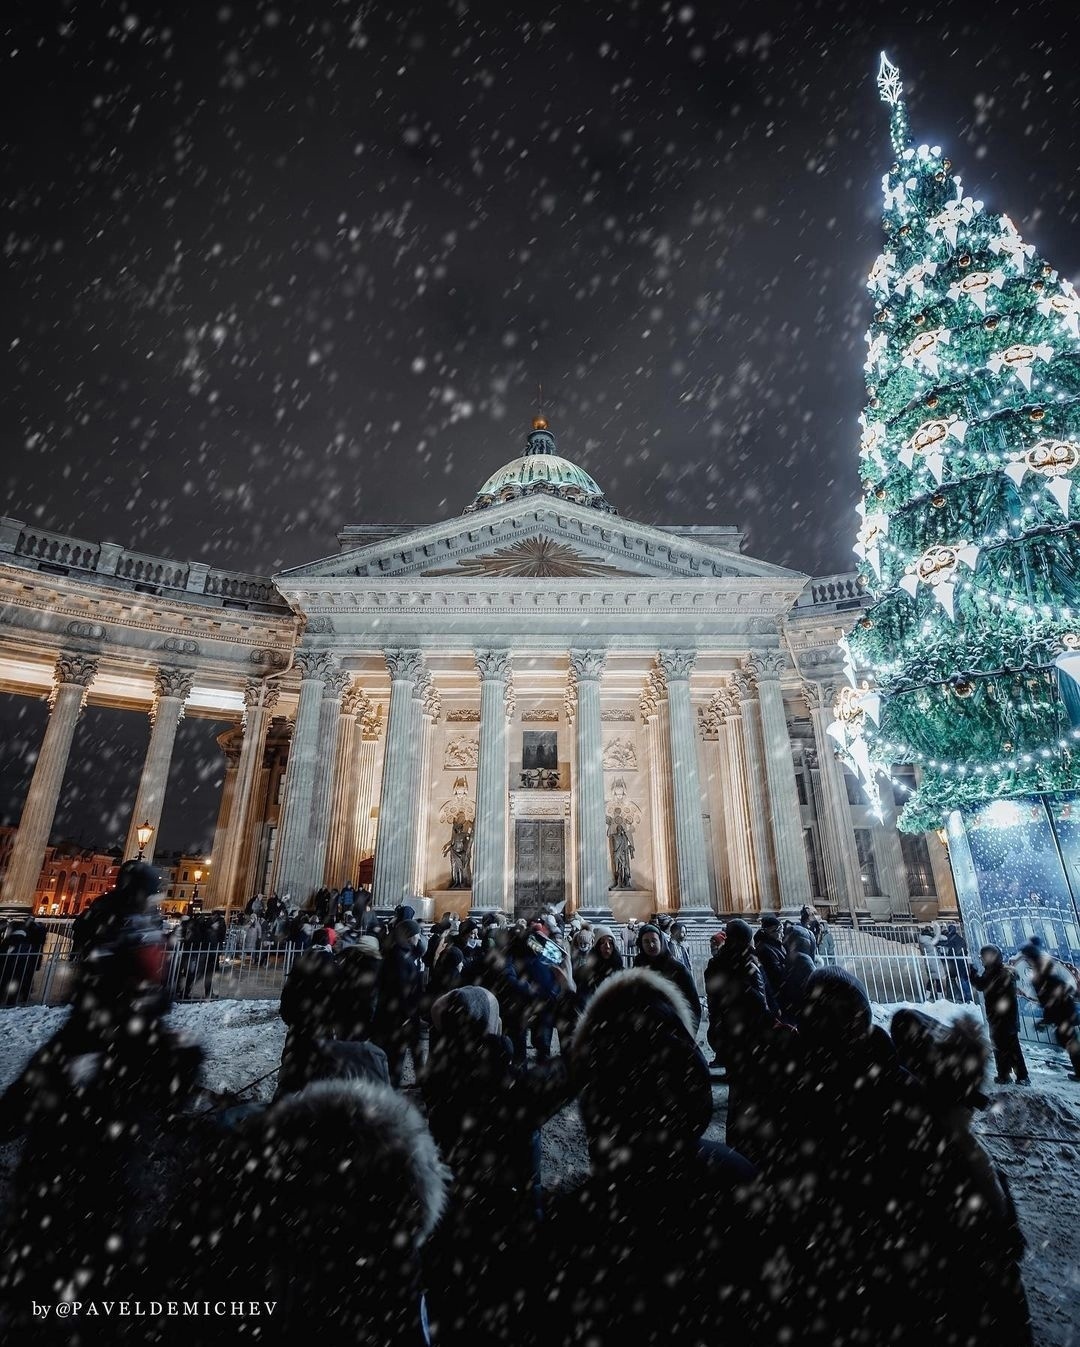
[443,812,474,889]
[607,810,635,890]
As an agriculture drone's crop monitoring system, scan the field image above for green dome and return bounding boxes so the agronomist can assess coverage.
[464,420,616,515]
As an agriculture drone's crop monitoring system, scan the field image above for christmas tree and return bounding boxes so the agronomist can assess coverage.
[832,55,1080,846]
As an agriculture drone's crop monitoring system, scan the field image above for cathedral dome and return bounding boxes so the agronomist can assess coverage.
[464,418,616,515]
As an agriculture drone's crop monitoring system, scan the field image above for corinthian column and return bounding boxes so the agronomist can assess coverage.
[373,649,426,909]
[410,675,440,896]
[123,667,195,862]
[570,649,608,910]
[473,649,512,910]
[732,670,779,909]
[640,670,676,910]
[210,680,279,914]
[271,650,335,904]
[325,685,369,889]
[354,705,384,869]
[804,681,864,920]
[743,652,811,906]
[656,650,711,911]
[308,666,351,892]
[1,654,98,914]
[713,686,758,910]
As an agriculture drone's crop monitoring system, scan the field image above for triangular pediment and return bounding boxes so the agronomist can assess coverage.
[276,500,806,586]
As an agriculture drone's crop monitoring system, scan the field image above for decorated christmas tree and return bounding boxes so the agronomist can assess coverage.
[831,56,1080,957]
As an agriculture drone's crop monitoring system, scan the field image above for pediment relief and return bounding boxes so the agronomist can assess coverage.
[277,501,806,586]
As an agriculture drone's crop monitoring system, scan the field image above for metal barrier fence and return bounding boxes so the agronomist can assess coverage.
[0,934,1061,1050]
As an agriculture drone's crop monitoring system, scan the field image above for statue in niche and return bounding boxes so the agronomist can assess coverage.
[607,807,636,890]
[443,811,474,889]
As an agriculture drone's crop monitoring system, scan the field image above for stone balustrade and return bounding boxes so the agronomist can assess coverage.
[793,572,866,612]
[0,516,289,614]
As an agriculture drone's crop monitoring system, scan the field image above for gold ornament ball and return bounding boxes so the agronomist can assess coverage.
[984,316,999,330]
[958,253,971,268]
[859,617,874,630]
[1002,740,1013,752]
[931,492,946,508]
[913,311,926,325]
[952,678,975,699]
[926,394,939,408]
[1030,407,1046,421]
[1032,280,1045,292]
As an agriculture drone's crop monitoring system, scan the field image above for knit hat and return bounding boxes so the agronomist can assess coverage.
[1020,936,1046,960]
[591,925,616,945]
[800,967,872,1042]
[430,986,503,1041]
[396,919,422,940]
[759,913,781,930]
[635,922,662,950]
[724,918,754,952]
[353,935,381,958]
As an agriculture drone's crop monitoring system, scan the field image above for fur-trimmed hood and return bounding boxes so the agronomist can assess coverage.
[570,968,711,1153]
[575,966,697,1059]
[891,1009,991,1110]
[255,1078,449,1243]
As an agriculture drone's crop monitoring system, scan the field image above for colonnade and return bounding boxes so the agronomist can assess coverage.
[0,643,923,920]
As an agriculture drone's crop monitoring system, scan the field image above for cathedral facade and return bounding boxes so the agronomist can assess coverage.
[0,420,956,922]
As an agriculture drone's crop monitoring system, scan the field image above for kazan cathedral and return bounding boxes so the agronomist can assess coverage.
[0,419,955,923]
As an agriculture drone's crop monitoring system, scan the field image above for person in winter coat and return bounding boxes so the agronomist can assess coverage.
[572,926,623,1007]
[182,911,226,1000]
[703,930,729,1068]
[970,945,1029,1084]
[0,917,45,1004]
[939,922,973,1002]
[758,968,1034,1347]
[799,903,823,947]
[890,1007,1033,1345]
[427,918,481,1001]
[517,920,573,1060]
[1021,936,1080,1079]
[0,862,201,1337]
[422,986,574,1347]
[776,922,817,1024]
[668,920,693,975]
[707,919,777,1157]
[753,914,786,1005]
[541,968,763,1347]
[333,936,382,1042]
[373,919,428,1086]
[277,929,341,1097]
[917,923,947,997]
[248,1080,449,1347]
[632,922,701,1033]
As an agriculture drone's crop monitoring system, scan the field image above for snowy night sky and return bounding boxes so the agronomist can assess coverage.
[3,0,1080,852]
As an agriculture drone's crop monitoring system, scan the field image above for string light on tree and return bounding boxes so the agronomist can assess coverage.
[828,53,1080,847]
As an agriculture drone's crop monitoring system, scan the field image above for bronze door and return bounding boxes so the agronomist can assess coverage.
[514,819,566,916]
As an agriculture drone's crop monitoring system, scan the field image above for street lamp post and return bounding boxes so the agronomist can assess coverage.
[135,820,154,861]
[191,866,203,913]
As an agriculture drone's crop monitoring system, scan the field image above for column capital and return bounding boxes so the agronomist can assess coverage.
[731,668,758,703]
[656,649,696,681]
[53,653,98,690]
[243,679,281,713]
[360,704,384,740]
[384,648,425,683]
[742,650,787,683]
[568,649,607,681]
[154,666,196,701]
[710,686,741,722]
[295,649,336,681]
[322,667,352,700]
[639,667,666,720]
[475,649,512,682]
[342,683,370,718]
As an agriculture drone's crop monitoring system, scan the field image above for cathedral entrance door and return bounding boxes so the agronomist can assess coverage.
[513,819,566,918]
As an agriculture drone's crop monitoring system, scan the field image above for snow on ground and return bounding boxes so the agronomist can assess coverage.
[1,999,1078,1345]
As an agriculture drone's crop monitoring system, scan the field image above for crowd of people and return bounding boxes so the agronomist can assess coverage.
[1,862,1079,1344]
